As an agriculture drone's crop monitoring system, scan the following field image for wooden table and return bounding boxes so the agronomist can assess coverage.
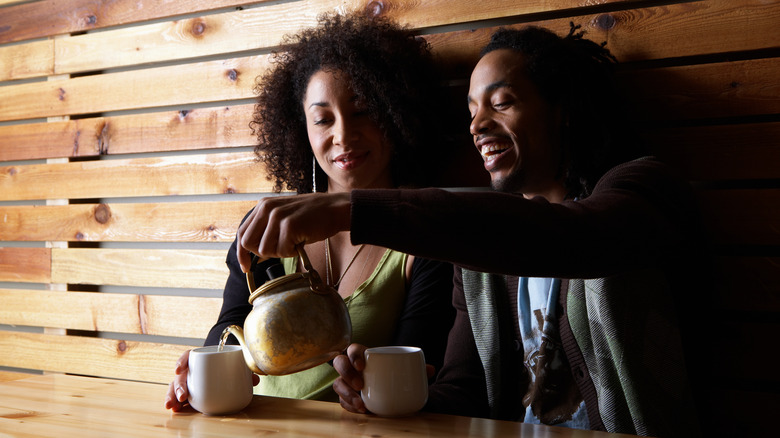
[0,374,640,437]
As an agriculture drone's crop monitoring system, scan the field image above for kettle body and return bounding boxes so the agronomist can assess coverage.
[224,247,352,375]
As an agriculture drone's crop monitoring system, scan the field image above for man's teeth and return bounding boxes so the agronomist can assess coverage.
[481,144,509,160]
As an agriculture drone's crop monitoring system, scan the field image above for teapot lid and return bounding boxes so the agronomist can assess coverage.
[246,245,330,303]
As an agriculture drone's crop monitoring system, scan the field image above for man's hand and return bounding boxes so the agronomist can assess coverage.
[237,192,352,272]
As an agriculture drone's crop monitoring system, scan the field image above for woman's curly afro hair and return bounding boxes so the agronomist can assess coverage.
[249,11,444,194]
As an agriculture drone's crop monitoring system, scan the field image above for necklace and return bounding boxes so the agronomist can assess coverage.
[325,237,365,288]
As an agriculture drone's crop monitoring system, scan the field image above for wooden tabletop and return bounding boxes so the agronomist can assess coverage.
[0,374,640,437]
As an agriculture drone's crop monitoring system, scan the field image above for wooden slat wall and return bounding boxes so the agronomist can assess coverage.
[1,0,778,434]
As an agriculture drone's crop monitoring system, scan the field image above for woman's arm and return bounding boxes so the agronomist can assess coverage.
[424,267,491,418]
[390,256,455,373]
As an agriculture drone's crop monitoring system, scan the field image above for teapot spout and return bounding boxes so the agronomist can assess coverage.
[222,325,266,375]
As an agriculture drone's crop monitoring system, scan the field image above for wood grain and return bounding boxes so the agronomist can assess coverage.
[1,152,271,201]
[698,189,780,246]
[0,55,268,122]
[425,0,780,76]
[713,257,780,313]
[649,122,780,182]
[0,289,222,338]
[0,104,256,162]
[0,332,194,384]
[50,248,229,289]
[0,247,50,283]
[0,200,256,242]
[0,0,268,44]
[52,1,337,75]
[0,374,646,436]
[8,0,779,82]
[624,57,780,122]
[0,39,53,81]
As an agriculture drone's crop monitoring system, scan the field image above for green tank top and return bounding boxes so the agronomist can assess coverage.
[254,249,408,401]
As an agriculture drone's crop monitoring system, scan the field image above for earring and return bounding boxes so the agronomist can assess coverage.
[312,156,317,193]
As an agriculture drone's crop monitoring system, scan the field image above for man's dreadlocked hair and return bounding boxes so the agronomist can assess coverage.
[481,24,646,199]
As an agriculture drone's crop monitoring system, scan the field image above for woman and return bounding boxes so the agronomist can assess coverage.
[165,11,454,409]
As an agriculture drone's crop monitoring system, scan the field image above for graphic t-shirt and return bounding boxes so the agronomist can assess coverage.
[518,277,589,428]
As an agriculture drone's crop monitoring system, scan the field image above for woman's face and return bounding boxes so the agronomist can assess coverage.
[303,69,393,193]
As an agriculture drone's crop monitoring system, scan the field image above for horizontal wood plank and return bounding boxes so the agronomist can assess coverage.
[0,0,267,44]
[698,189,780,246]
[9,0,779,82]
[426,0,780,76]
[0,331,195,384]
[0,39,53,81]
[0,104,256,162]
[50,248,229,289]
[1,152,271,201]
[713,256,780,313]
[624,57,780,122]
[0,247,50,283]
[0,370,35,381]
[51,0,338,75]
[3,0,631,80]
[1,200,256,242]
[0,289,222,338]
[0,55,268,122]
[650,122,780,182]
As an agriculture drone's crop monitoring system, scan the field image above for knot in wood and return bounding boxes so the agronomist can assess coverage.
[595,13,616,30]
[191,19,207,37]
[117,341,127,353]
[94,204,111,224]
[75,232,85,241]
[86,15,97,25]
[226,69,238,82]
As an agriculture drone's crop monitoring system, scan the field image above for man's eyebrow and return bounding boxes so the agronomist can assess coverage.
[467,80,512,104]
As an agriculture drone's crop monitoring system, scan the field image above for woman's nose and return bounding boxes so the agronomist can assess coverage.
[333,118,358,145]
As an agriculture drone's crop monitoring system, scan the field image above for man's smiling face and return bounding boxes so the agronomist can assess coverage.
[467,49,564,199]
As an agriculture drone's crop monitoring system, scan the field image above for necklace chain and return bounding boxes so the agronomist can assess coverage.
[325,237,366,288]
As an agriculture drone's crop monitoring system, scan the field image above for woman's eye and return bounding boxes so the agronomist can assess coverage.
[313,118,331,126]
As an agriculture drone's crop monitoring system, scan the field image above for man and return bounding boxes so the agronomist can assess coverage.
[237,25,704,437]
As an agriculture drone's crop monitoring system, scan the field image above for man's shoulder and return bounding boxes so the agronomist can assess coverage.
[595,156,687,192]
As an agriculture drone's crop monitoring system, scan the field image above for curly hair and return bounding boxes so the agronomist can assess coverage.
[480,24,646,199]
[249,12,445,194]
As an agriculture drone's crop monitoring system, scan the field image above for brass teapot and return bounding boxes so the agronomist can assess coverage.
[223,246,352,375]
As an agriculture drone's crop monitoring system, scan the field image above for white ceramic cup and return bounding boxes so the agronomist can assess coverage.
[360,346,428,417]
[187,345,253,415]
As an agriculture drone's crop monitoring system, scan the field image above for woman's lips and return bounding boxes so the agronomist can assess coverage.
[333,151,368,170]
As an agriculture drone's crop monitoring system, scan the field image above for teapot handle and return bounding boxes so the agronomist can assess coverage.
[297,245,330,294]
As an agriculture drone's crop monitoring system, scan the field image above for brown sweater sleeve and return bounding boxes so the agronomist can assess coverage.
[350,157,695,279]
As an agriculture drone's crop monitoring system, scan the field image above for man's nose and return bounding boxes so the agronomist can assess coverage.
[469,107,493,136]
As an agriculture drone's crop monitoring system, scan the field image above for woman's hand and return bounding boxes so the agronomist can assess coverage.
[164,349,260,412]
[332,343,369,414]
[237,192,352,272]
[164,350,192,412]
